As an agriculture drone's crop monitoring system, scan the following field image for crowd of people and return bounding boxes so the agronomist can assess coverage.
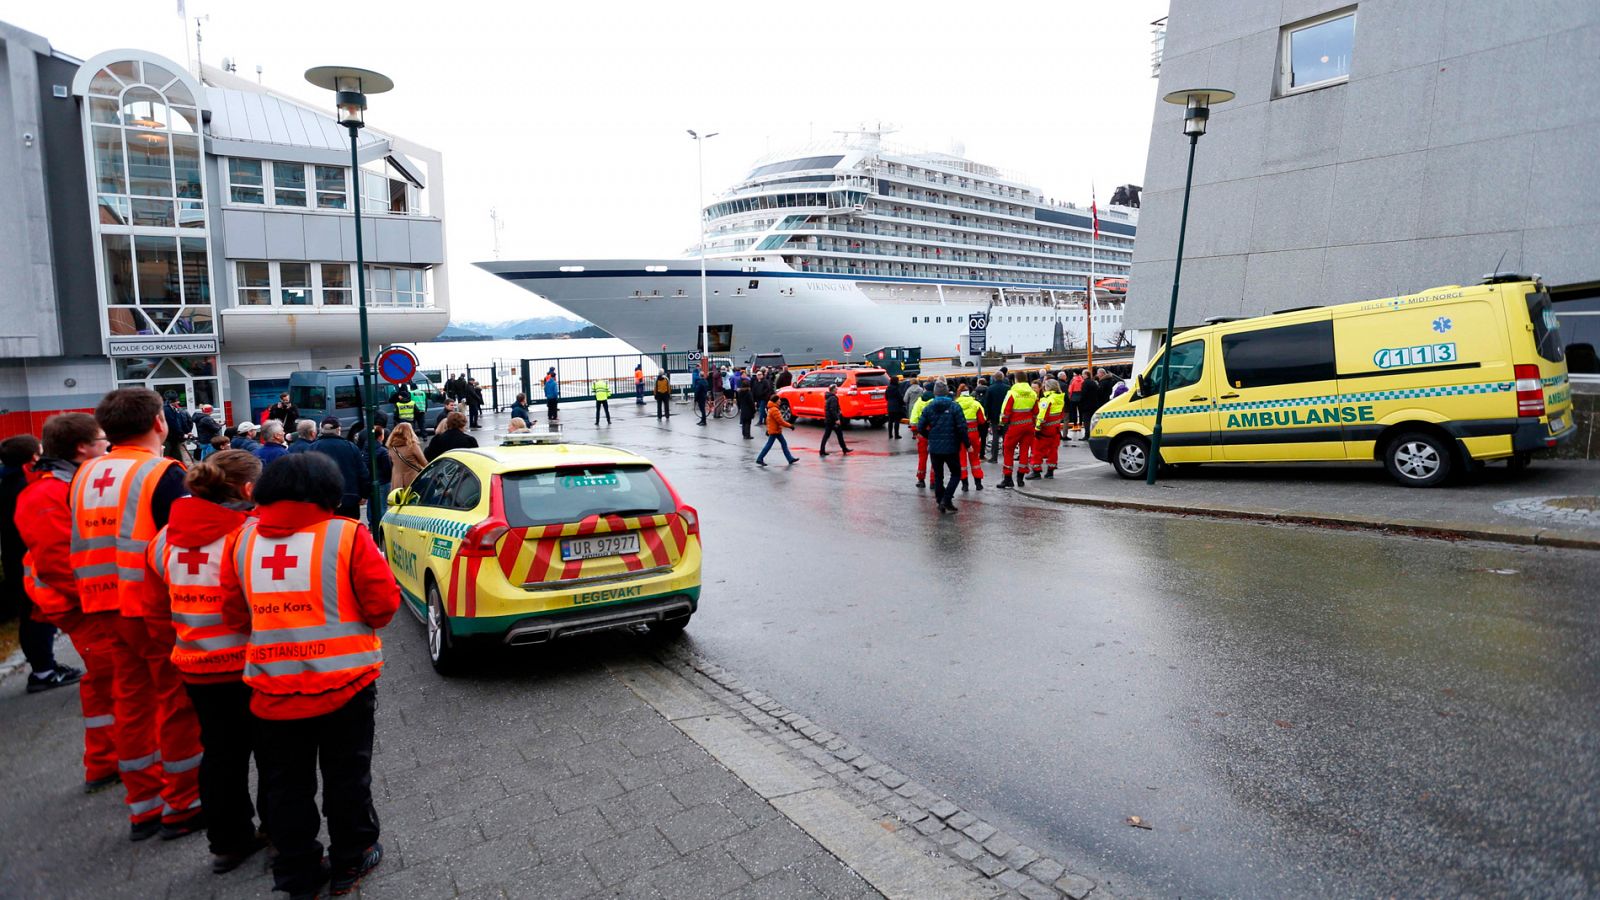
[0,388,399,898]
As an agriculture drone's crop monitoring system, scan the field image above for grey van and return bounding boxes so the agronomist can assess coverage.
[287,370,447,437]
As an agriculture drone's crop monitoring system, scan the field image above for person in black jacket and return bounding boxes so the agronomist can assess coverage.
[1078,368,1104,423]
[819,385,852,457]
[918,382,967,513]
[885,376,906,439]
[751,371,772,418]
[308,416,369,518]
[465,379,484,430]
[193,406,223,458]
[426,411,479,461]
[509,393,530,428]
[982,374,1010,462]
[162,392,193,460]
[736,375,756,439]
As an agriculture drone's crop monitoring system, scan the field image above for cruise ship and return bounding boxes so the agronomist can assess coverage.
[479,131,1136,363]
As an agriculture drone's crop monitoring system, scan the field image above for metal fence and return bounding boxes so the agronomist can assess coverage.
[519,352,687,406]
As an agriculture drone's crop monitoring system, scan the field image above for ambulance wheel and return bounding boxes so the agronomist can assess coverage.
[1507,452,1534,472]
[779,400,795,425]
[1110,435,1150,479]
[426,580,463,675]
[1384,431,1452,487]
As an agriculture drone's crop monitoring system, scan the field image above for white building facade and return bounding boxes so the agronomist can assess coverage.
[0,22,447,434]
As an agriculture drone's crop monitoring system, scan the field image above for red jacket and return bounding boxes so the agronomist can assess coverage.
[144,496,254,684]
[13,460,80,628]
[221,500,399,719]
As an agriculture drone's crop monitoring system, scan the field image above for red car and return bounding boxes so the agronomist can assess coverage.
[775,366,890,426]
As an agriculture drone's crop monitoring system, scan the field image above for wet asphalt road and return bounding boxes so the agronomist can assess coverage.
[555,404,1600,897]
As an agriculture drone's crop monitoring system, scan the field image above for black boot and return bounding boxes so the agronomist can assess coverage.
[961,479,969,492]
[1045,468,1055,479]
[975,478,983,491]
[999,475,1014,489]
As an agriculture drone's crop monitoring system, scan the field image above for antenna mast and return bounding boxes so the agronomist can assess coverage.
[490,208,504,259]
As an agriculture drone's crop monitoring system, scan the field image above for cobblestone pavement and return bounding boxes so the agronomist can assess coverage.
[0,618,889,900]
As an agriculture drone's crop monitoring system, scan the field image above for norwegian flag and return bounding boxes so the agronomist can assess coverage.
[1090,185,1100,241]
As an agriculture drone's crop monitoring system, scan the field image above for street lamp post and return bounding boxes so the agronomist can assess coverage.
[1146,87,1233,485]
[687,130,718,376]
[306,66,393,513]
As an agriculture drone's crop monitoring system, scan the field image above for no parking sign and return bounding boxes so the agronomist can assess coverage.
[842,333,854,353]
[377,346,419,385]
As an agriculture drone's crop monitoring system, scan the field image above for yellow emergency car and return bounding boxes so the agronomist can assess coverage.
[1089,276,1575,487]
[381,433,702,673]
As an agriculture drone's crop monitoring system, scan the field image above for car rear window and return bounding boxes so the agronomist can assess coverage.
[1526,291,1564,363]
[854,373,890,387]
[501,464,674,528]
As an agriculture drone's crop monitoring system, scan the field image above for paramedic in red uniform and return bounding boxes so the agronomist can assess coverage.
[221,452,399,898]
[69,388,204,841]
[997,374,1039,489]
[145,450,268,873]
[14,413,117,792]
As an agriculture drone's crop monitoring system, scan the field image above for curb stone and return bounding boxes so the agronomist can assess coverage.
[1012,487,1600,551]
[646,644,1131,900]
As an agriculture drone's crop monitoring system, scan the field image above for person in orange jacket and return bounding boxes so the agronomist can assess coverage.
[14,413,114,791]
[1030,379,1067,479]
[144,450,267,874]
[221,452,399,898]
[755,398,799,465]
[997,375,1039,489]
[69,388,204,841]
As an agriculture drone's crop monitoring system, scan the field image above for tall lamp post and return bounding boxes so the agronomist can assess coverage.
[1146,87,1232,485]
[687,129,718,376]
[306,65,393,511]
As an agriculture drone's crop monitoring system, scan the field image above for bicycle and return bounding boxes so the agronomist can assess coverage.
[712,395,735,419]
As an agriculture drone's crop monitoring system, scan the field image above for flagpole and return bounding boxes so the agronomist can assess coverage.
[1086,186,1097,374]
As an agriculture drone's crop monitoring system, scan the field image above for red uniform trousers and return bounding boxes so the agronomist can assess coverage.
[1034,429,1063,473]
[112,615,203,825]
[967,427,985,482]
[1001,423,1035,479]
[915,433,929,481]
[63,613,119,784]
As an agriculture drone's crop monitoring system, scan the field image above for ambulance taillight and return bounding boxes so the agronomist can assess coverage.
[1514,364,1545,417]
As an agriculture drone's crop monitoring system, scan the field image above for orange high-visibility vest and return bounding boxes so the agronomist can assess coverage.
[69,447,179,616]
[234,518,382,696]
[148,527,250,676]
[21,553,74,620]
[1036,392,1066,430]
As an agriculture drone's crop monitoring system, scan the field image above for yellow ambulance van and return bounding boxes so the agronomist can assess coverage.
[1088,276,1575,486]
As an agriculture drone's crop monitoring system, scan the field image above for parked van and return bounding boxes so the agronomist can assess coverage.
[288,370,447,437]
[864,346,922,378]
[1088,276,1574,486]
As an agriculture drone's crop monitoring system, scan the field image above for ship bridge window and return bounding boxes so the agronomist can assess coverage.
[746,155,844,179]
[645,265,669,272]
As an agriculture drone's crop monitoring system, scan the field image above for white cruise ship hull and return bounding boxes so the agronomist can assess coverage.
[478,258,1123,364]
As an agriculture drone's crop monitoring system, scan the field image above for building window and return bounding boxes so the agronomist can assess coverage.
[238,262,271,306]
[272,162,307,207]
[365,265,430,307]
[233,261,429,308]
[280,262,311,305]
[1280,8,1355,96]
[321,264,352,305]
[229,159,264,204]
[315,165,347,209]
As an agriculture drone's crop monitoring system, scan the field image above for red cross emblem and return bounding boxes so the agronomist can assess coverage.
[92,469,117,498]
[260,544,299,580]
[176,547,209,575]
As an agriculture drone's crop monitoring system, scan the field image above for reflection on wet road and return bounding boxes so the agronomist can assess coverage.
[592,412,1600,896]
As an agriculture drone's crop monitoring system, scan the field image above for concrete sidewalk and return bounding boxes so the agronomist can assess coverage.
[1012,438,1600,548]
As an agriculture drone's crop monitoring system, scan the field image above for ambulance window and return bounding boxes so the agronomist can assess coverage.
[445,470,482,511]
[1220,320,1336,388]
[417,461,463,508]
[501,465,674,528]
[1527,291,1564,363]
[1152,340,1206,391]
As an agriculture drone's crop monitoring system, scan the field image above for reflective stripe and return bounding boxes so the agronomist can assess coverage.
[84,714,116,728]
[116,566,146,583]
[71,535,117,553]
[128,797,163,815]
[171,611,223,629]
[164,752,203,774]
[76,563,118,579]
[148,530,169,579]
[233,522,257,575]
[247,648,382,678]
[250,621,373,644]
[119,751,161,772]
[116,536,148,554]
[162,797,203,815]
[320,520,354,625]
[177,633,249,652]
[115,459,165,546]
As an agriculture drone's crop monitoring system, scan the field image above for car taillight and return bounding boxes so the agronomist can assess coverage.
[460,519,509,557]
[677,504,699,536]
[845,388,859,396]
[1514,364,1545,417]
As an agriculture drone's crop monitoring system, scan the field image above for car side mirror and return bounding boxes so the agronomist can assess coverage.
[388,488,410,507]
[1137,374,1153,398]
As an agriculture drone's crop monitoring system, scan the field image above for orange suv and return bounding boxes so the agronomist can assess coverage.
[775,365,891,426]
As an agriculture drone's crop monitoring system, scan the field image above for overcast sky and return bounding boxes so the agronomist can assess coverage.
[10,0,1170,324]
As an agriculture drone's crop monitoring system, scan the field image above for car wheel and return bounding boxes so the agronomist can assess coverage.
[870,416,887,428]
[779,400,795,425]
[426,580,463,675]
[1384,431,1453,487]
[1110,435,1150,479]
[1507,452,1534,472]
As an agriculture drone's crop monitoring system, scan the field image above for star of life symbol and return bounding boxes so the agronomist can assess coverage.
[1432,316,1453,334]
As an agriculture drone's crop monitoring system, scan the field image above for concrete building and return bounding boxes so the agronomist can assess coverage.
[0,21,447,436]
[1127,0,1600,406]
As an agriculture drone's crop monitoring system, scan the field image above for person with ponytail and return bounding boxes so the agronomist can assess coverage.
[143,449,266,873]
